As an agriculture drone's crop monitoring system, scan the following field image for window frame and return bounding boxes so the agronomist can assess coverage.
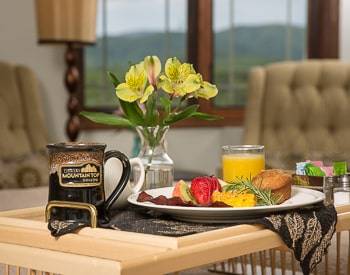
[78,0,339,130]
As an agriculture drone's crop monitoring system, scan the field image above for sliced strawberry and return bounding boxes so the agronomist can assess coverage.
[209,176,222,193]
[190,176,221,206]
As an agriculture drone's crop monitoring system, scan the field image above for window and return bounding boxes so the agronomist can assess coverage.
[213,0,307,107]
[79,0,339,129]
[84,0,188,109]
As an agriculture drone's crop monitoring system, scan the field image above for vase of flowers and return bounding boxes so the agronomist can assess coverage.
[81,56,221,188]
[134,125,172,189]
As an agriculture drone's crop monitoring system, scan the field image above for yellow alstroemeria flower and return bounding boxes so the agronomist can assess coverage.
[193,75,218,100]
[144,55,161,87]
[159,57,201,97]
[115,62,154,103]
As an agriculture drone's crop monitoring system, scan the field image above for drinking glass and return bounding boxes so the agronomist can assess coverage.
[222,145,265,183]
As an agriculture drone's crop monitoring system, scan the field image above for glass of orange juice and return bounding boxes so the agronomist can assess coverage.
[222,145,265,183]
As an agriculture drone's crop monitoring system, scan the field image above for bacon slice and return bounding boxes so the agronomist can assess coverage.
[137,192,230,207]
[152,195,188,206]
[137,191,153,202]
[211,201,231,207]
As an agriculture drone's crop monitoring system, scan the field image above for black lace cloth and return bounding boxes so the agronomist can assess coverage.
[48,203,337,275]
[48,219,87,237]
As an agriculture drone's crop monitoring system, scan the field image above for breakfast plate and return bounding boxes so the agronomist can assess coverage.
[128,186,325,223]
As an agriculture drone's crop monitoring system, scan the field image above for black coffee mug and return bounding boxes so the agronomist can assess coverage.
[46,142,131,227]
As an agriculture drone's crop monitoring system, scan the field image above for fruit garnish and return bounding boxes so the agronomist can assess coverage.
[218,178,228,187]
[172,180,182,197]
[190,176,221,206]
[173,180,197,204]
[212,190,256,207]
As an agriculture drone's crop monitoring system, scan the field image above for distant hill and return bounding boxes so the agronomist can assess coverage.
[85,24,305,73]
[84,24,305,107]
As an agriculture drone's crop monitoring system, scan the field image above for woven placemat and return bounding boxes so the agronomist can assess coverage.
[106,206,225,236]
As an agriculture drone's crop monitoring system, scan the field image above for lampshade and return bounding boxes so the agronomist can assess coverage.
[35,0,97,44]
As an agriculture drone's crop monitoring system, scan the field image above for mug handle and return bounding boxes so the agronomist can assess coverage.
[104,150,131,214]
[130,158,145,193]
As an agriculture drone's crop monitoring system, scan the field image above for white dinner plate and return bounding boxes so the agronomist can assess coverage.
[128,186,325,223]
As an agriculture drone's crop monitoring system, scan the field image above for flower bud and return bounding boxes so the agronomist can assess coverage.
[144,55,161,87]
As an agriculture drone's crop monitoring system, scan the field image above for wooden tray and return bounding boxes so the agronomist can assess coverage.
[0,205,350,275]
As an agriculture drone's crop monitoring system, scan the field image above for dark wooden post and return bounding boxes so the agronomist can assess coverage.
[308,0,339,58]
[187,0,213,82]
[64,43,82,141]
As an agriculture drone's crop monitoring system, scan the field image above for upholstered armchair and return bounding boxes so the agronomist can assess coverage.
[244,60,350,169]
[0,61,48,189]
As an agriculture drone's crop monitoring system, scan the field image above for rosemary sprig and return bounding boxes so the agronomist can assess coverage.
[223,178,280,206]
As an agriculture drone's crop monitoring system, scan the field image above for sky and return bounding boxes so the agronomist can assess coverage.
[97,0,307,36]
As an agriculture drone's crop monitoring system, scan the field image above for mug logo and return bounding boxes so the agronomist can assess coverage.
[59,163,102,187]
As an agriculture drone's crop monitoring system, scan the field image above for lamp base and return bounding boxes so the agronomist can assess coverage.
[65,43,81,141]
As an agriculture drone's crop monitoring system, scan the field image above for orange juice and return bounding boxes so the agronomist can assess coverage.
[222,153,265,183]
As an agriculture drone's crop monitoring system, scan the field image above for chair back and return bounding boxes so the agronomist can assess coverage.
[244,60,350,168]
[0,61,48,159]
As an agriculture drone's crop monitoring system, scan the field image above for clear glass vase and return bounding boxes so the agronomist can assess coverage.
[133,125,174,189]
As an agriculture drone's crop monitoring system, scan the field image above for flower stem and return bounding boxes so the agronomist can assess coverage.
[144,126,164,173]
[172,95,189,113]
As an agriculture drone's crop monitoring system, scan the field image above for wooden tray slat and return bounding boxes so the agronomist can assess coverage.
[0,224,168,262]
[0,243,120,275]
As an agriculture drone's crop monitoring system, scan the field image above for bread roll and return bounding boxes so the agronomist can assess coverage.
[252,169,292,204]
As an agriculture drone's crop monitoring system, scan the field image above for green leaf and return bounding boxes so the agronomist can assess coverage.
[145,93,158,126]
[119,100,145,126]
[160,96,172,114]
[164,104,199,125]
[191,112,223,121]
[80,111,132,127]
[107,71,121,87]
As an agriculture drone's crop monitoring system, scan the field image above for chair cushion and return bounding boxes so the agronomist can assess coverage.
[0,62,32,158]
[0,62,48,159]
[0,151,48,189]
[16,65,48,152]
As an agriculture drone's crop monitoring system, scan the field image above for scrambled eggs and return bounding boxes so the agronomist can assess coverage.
[212,191,256,207]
